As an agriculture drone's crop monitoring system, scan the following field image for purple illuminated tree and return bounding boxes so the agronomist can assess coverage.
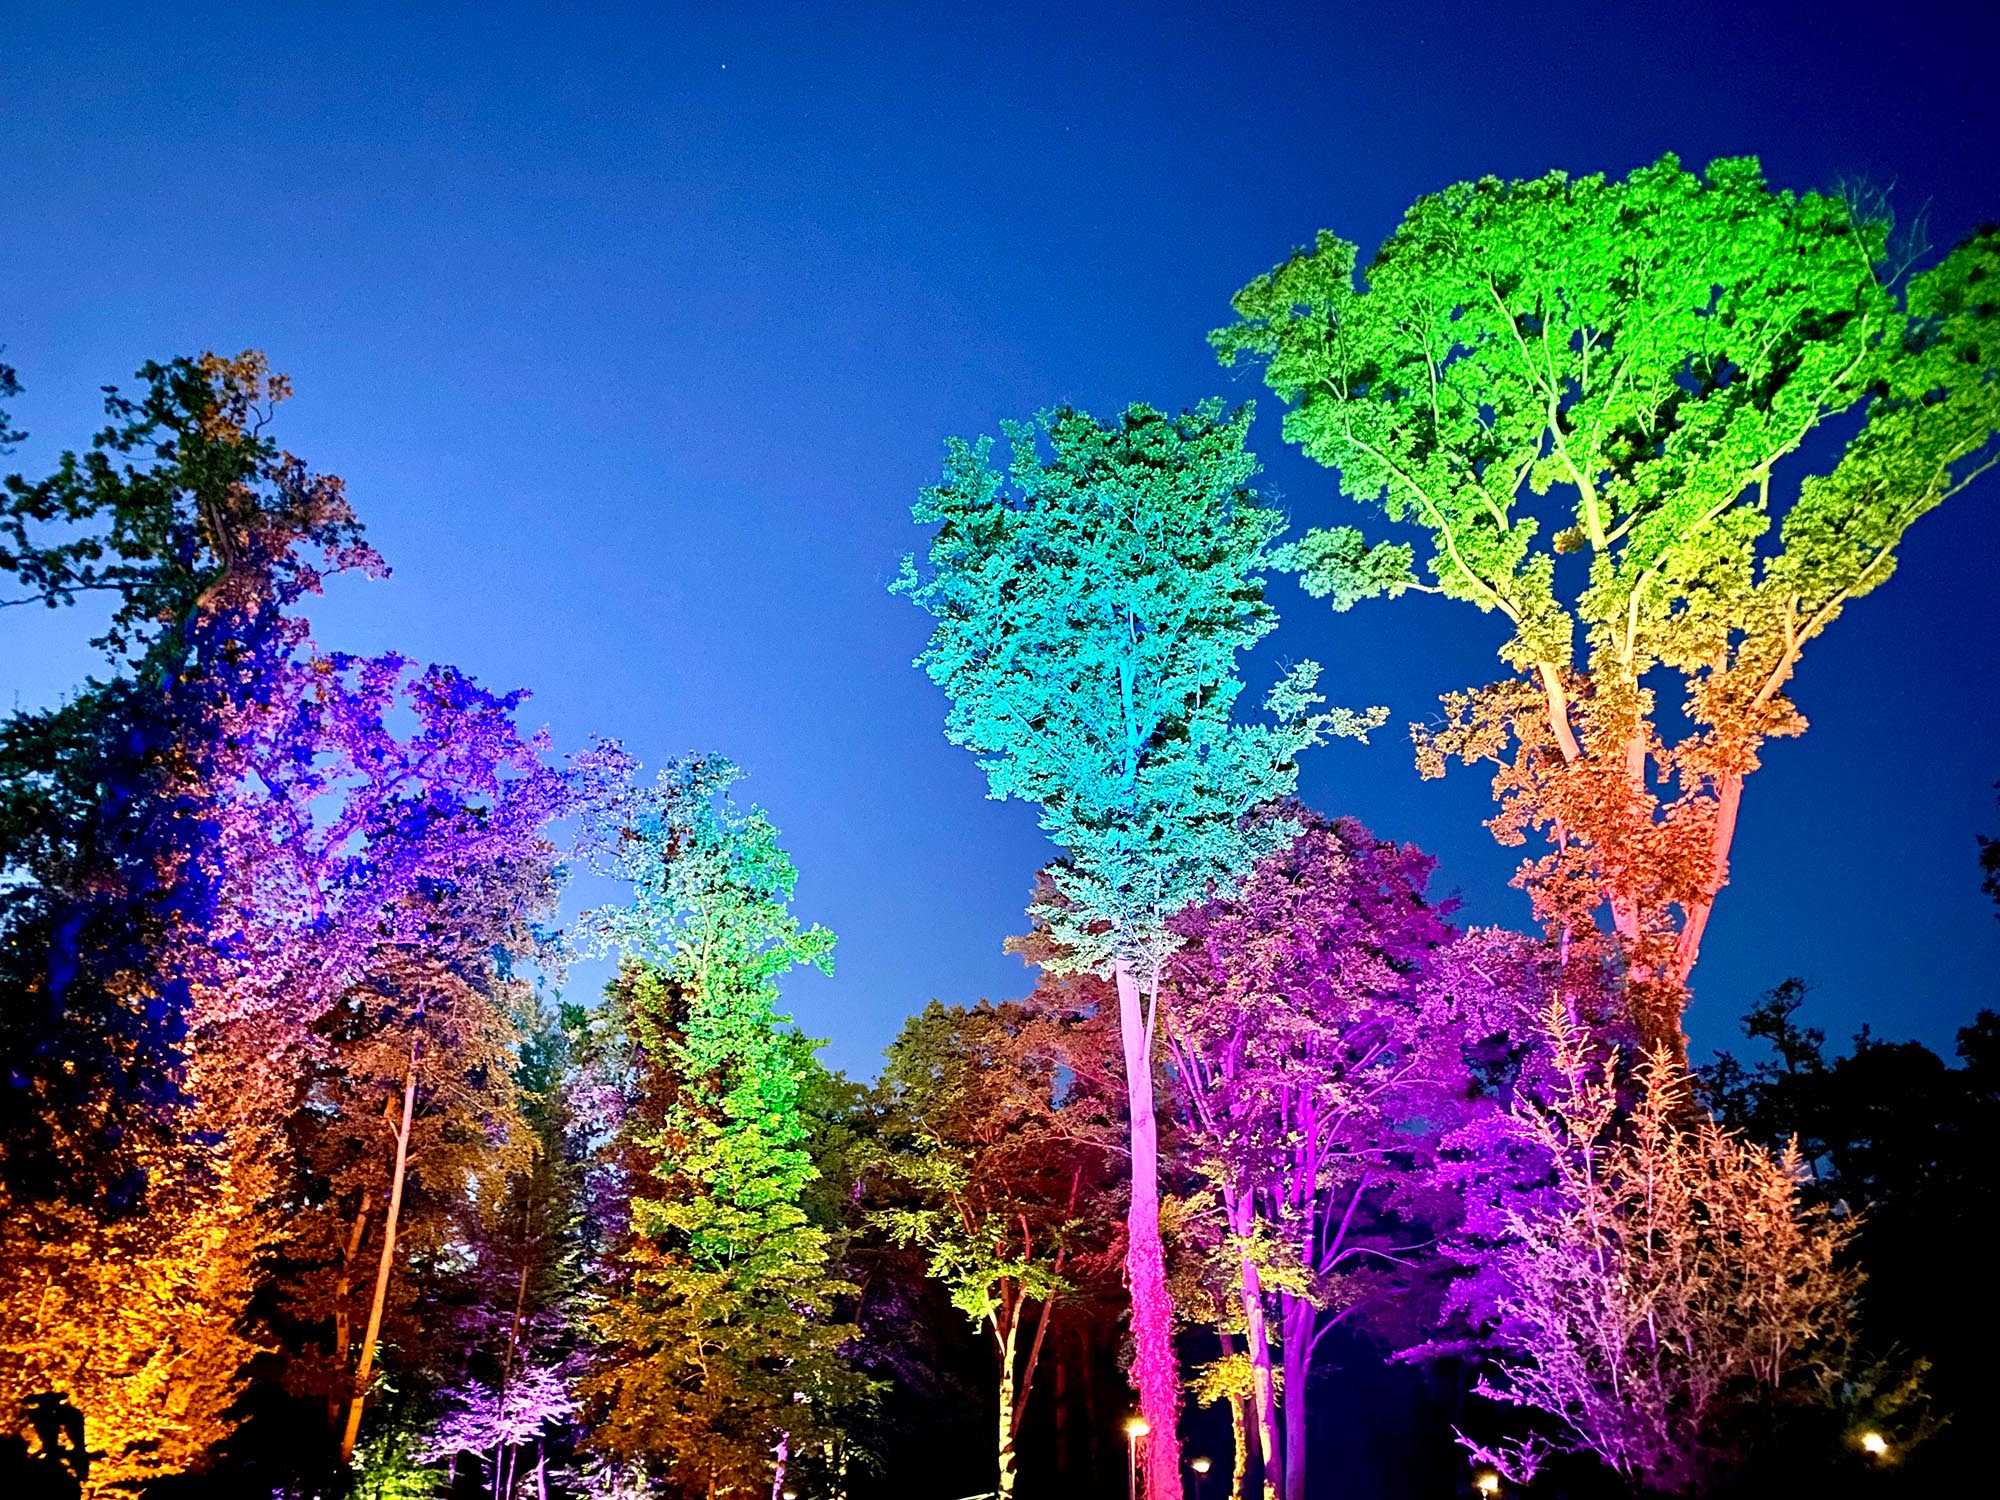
[897,403,1382,1496]
[1166,810,1471,1500]
[1449,998,1860,1493]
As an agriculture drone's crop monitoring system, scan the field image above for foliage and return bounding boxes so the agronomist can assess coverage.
[0,354,577,1492]
[1166,809,1469,1500]
[575,755,864,1498]
[1459,997,1860,1494]
[1705,981,1992,1482]
[871,996,1120,1496]
[896,400,1375,1494]
[1217,156,2000,1054]
[0,354,388,1491]
[895,401,1375,981]
[0,350,379,667]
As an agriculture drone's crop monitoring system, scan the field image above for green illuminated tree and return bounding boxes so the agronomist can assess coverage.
[896,402,1379,1495]
[1216,157,2000,1058]
[577,752,864,1500]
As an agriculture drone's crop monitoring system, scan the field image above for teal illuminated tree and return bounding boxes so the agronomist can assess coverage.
[1216,157,2000,1058]
[577,752,863,1499]
[896,402,1378,1495]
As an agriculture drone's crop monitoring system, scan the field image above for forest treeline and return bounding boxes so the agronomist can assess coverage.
[1,154,1996,1499]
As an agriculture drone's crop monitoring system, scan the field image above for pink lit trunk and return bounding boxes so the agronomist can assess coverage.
[1114,958,1183,1496]
[770,1432,789,1500]
[1278,1296,1313,1500]
[1225,1191,1280,1500]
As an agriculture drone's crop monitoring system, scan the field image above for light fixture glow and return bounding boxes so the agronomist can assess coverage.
[1860,1431,1888,1457]
[1190,1456,1211,1474]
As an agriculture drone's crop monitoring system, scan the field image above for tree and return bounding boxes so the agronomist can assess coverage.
[1216,158,2000,1059]
[872,997,1119,1497]
[897,402,1378,1496]
[0,353,389,1490]
[0,354,576,1492]
[1705,981,1989,1483]
[0,357,20,452]
[1165,810,1468,1500]
[576,754,863,1500]
[1458,997,1859,1494]
[0,351,380,1209]
[418,1362,577,1499]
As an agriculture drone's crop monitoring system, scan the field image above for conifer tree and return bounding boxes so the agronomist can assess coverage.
[577,754,863,1499]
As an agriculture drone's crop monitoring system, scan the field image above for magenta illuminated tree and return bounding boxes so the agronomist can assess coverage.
[1166,810,1469,1500]
[1454,999,1860,1493]
[896,404,1381,1497]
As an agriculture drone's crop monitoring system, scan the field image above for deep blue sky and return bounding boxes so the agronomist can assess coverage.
[5,2,1997,1079]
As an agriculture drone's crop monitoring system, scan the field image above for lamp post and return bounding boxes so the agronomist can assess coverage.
[1190,1455,1211,1500]
[1124,1417,1150,1500]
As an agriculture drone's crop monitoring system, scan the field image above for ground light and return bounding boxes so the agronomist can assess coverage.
[1473,1468,1501,1496]
[1860,1431,1889,1458]
[1190,1453,1211,1499]
[1124,1416,1149,1500]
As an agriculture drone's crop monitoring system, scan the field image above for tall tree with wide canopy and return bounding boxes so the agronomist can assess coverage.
[896,402,1377,1495]
[0,353,388,1489]
[1216,157,2000,1058]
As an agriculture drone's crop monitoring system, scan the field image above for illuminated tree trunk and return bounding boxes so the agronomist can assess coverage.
[340,1036,419,1464]
[1114,959,1183,1497]
[327,1190,372,1429]
[1223,1195,1280,1500]
[996,1314,1020,1497]
[769,1432,789,1500]
[1672,769,1744,991]
[1278,1297,1313,1500]
[1003,1251,1060,1496]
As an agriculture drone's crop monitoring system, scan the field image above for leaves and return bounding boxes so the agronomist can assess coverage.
[898,401,1377,979]
[1218,157,2000,1052]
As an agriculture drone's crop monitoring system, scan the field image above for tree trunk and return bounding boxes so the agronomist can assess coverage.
[996,1316,1020,1498]
[1278,1297,1312,1500]
[1228,1392,1249,1500]
[340,1037,420,1464]
[1114,959,1183,1498]
[770,1432,789,1500]
[1228,1221,1280,1500]
[328,1190,373,1430]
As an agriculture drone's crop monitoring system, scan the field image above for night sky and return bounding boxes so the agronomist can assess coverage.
[5,1,1996,1079]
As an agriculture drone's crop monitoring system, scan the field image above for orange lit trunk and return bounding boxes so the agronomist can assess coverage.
[340,1038,419,1464]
